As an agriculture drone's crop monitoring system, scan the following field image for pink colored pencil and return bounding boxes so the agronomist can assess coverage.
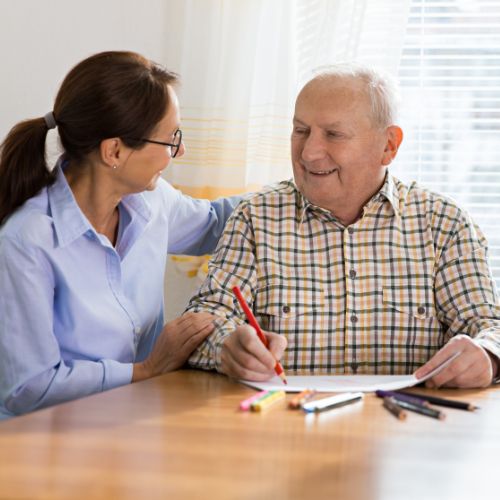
[239,390,270,411]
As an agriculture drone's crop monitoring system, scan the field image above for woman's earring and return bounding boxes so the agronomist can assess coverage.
[112,165,117,170]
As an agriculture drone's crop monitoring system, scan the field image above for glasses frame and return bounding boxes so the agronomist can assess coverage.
[129,129,182,158]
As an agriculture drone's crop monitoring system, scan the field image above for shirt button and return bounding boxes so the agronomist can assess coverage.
[349,269,357,279]
[417,306,426,315]
[350,314,358,323]
[351,362,359,373]
[282,305,291,314]
[348,227,355,235]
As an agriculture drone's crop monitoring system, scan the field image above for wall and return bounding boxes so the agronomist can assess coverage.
[0,0,194,320]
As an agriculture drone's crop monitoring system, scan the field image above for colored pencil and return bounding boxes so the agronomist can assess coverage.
[233,286,287,384]
[382,397,407,421]
[239,390,270,411]
[394,399,446,420]
[288,389,316,409]
[375,390,430,408]
[396,390,478,411]
[302,392,364,413]
[251,390,286,411]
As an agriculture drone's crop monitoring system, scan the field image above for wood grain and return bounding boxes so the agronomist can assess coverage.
[0,371,498,500]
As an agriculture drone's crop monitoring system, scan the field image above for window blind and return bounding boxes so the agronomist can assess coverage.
[393,0,500,287]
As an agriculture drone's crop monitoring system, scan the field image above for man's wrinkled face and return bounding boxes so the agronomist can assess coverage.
[291,77,390,216]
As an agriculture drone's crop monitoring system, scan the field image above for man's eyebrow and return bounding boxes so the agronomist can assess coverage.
[292,118,344,129]
[292,118,308,126]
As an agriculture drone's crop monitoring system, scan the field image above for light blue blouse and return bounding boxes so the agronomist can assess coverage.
[0,161,240,418]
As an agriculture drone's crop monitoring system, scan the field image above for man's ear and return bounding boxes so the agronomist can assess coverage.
[99,138,122,169]
[381,126,403,166]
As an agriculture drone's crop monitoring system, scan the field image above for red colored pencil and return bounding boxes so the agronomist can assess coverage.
[232,286,288,385]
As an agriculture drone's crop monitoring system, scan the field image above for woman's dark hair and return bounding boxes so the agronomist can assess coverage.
[0,51,178,224]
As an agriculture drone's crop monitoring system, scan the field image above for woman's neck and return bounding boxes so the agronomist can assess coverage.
[64,160,121,245]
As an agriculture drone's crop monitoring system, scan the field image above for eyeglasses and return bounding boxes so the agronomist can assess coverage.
[129,129,183,158]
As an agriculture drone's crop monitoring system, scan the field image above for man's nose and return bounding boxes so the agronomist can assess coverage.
[301,133,327,162]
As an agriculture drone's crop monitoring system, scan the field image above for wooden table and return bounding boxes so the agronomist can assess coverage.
[0,371,498,500]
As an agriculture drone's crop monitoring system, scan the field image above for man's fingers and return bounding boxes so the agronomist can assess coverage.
[221,347,274,381]
[235,326,276,370]
[424,353,471,387]
[266,332,287,360]
[415,346,458,380]
[419,335,495,388]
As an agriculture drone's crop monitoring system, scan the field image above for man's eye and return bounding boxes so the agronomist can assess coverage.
[326,131,341,138]
[293,128,307,135]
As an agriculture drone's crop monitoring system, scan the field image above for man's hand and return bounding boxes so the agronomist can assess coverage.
[220,325,287,381]
[133,312,215,382]
[414,334,495,388]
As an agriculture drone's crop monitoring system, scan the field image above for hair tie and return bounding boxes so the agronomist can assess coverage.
[43,111,57,130]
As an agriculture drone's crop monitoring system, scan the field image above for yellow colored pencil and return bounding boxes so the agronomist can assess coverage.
[251,390,286,412]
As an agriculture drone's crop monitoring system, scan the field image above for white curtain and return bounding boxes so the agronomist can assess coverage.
[161,0,411,299]
[162,0,411,198]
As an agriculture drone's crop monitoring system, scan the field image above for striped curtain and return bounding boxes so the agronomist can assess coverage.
[161,0,411,278]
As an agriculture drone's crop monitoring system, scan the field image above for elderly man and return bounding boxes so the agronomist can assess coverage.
[187,64,500,388]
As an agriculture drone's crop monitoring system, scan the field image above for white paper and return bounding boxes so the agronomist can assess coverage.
[240,351,460,393]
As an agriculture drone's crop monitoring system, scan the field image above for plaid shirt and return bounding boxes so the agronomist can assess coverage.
[187,174,500,375]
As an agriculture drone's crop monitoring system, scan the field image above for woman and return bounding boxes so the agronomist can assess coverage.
[0,51,240,418]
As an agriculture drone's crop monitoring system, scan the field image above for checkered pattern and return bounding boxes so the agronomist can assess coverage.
[187,174,500,375]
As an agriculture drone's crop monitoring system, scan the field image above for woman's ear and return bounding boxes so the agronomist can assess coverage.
[99,138,122,169]
[381,126,403,166]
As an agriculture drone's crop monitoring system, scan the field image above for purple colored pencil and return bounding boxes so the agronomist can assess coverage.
[375,390,430,408]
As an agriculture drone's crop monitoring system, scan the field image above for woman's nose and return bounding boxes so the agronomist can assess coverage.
[176,142,186,158]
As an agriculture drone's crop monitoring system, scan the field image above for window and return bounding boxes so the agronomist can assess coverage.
[394,0,500,287]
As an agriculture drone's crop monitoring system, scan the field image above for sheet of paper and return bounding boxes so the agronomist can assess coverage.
[240,351,460,393]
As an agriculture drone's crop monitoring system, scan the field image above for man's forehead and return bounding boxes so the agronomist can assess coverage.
[299,76,365,101]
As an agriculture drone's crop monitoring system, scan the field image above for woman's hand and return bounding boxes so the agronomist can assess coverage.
[132,312,215,382]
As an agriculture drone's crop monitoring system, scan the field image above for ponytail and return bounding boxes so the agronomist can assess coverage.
[0,118,56,225]
[0,51,178,226]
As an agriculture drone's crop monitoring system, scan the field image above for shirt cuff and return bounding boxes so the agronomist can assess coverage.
[473,334,500,384]
[100,360,134,391]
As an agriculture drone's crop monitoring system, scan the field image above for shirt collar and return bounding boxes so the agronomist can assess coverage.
[48,159,93,247]
[48,157,152,247]
[375,172,401,217]
[291,171,401,225]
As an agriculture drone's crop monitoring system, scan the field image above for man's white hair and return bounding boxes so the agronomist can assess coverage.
[310,63,400,129]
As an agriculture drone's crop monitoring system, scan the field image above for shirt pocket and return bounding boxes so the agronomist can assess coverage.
[253,279,325,333]
[381,285,443,354]
[382,287,436,320]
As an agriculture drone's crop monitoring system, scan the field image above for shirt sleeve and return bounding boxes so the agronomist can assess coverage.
[433,213,500,362]
[0,236,133,417]
[161,181,242,256]
[186,202,258,371]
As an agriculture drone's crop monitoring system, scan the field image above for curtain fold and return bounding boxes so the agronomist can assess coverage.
[162,0,411,280]
[163,0,411,197]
